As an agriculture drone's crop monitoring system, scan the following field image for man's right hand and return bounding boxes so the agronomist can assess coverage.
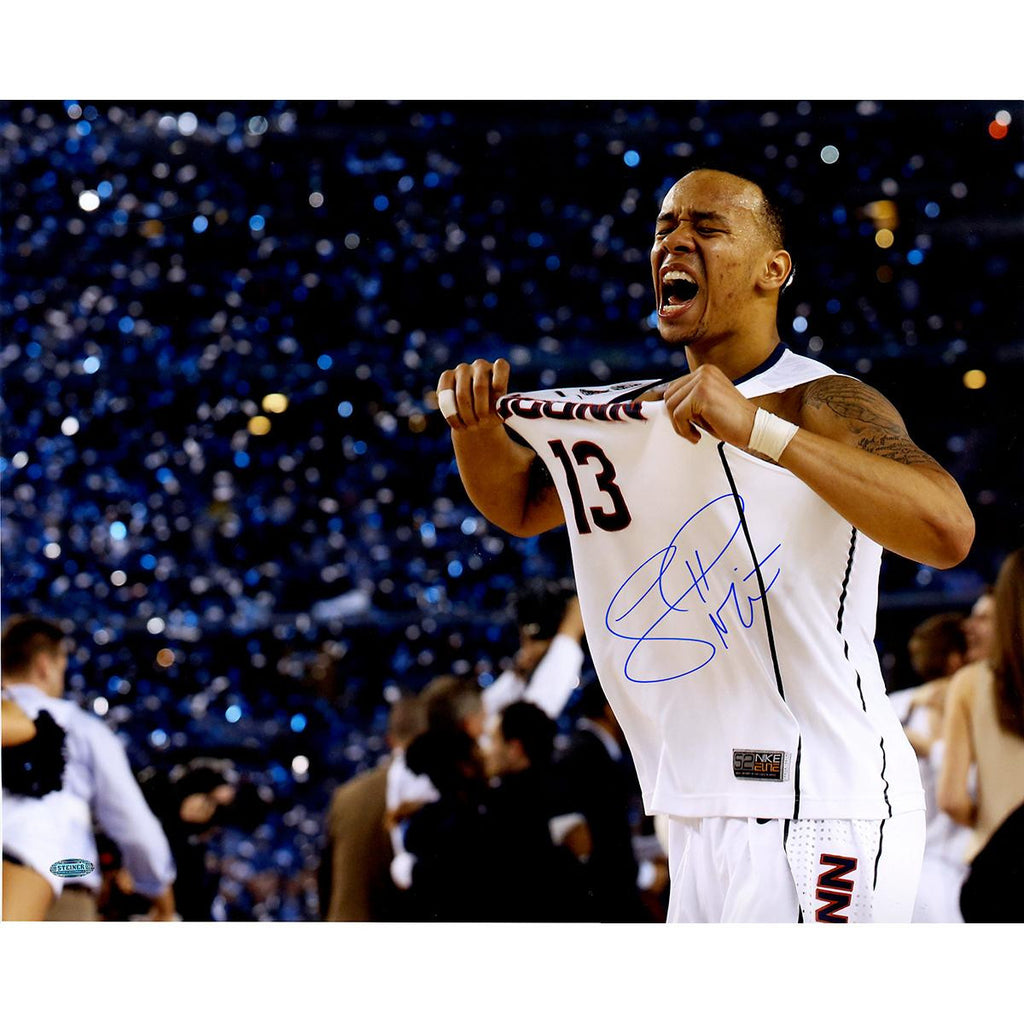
[434,356,565,538]
[436,358,511,431]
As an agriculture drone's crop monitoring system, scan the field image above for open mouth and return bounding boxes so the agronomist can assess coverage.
[660,269,700,312]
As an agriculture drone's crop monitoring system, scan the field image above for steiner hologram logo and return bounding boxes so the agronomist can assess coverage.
[50,858,95,879]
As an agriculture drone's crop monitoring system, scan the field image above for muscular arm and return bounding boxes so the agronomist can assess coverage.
[782,375,975,569]
[438,359,565,537]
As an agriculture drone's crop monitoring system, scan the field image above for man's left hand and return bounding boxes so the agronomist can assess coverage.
[662,364,758,449]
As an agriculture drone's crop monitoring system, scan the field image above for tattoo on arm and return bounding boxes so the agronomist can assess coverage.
[853,433,943,467]
[801,376,943,468]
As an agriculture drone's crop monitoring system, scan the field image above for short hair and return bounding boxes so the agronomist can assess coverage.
[758,185,787,251]
[1,615,66,677]
[499,701,557,768]
[420,674,482,733]
[169,757,239,794]
[387,695,428,747]
[404,727,479,793]
[909,612,967,681]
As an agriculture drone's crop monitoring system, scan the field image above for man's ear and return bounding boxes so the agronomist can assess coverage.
[31,649,53,681]
[760,249,793,294]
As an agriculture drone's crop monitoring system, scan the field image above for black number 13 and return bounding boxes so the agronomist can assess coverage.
[548,439,631,534]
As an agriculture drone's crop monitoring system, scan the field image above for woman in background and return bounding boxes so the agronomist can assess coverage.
[939,547,1024,922]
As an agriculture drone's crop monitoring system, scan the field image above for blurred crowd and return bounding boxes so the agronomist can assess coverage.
[7,552,1023,924]
[4,582,672,922]
[1,100,1021,919]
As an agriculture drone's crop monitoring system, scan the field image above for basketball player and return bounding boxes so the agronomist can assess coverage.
[435,169,975,923]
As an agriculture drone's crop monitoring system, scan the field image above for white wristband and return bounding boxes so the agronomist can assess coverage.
[747,407,798,462]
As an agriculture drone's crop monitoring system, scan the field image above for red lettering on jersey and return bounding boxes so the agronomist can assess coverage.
[818,853,858,892]
[814,888,853,923]
[499,395,647,423]
[814,853,858,922]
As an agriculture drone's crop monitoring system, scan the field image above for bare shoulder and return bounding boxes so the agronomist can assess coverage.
[791,373,943,468]
[949,661,987,705]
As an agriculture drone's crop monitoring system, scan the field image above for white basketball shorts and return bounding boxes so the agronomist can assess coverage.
[665,811,925,923]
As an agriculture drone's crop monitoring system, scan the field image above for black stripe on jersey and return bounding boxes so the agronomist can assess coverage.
[717,442,802,821]
[836,528,855,632]
[607,344,789,404]
[873,817,887,889]
[836,527,894,819]
[878,737,892,817]
[731,341,788,385]
[837,529,868,713]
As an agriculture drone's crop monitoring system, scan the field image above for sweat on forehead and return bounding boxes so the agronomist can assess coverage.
[661,169,784,248]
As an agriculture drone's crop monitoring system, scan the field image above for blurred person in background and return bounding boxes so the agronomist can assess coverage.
[482,580,586,722]
[320,694,426,921]
[890,612,971,921]
[482,699,588,921]
[386,673,483,891]
[939,548,1024,922]
[2,694,71,911]
[420,673,487,740]
[1,614,176,921]
[401,724,493,921]
[387,605,588,904]
[403,699,588,921]
[3,697,67,787]
[386,613,585,899]
[556,682,668,922]
[962,587,996,666]
[101,757,268,921]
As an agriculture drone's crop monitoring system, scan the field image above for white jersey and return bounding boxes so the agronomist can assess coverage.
[498,345,924,821]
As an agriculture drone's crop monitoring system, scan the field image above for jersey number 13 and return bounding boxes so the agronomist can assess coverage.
[548,439,632,534]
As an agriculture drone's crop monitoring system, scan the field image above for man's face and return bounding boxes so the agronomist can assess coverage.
[964,594,996,663]
[907,636,929,679]
[650,170,778,347]
[483,718,526,778]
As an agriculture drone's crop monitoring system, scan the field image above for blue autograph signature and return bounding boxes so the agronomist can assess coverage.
[604,494,781,683]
